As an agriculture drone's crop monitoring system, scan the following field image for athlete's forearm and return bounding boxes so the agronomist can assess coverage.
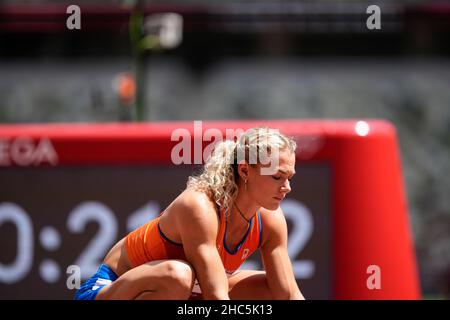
[196,265,230,300]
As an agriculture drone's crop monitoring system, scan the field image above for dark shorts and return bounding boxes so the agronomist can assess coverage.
[74,264,118,300]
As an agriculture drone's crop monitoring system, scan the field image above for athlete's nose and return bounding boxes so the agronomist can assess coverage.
[280,180,291,194]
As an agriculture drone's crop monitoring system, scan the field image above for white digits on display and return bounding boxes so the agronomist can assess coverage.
[0,201,139,284]
[282,199,315,279]
[67,202,118,279]
[1,199,315,284]
[0,203,34,283]
[241,199,314,279]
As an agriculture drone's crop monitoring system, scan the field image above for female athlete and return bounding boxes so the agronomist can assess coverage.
[75,126,305,300]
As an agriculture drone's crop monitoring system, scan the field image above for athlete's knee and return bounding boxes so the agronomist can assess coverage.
[162,260,195,296]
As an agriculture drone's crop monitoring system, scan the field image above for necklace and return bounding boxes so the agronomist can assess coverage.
[234,202,251,224]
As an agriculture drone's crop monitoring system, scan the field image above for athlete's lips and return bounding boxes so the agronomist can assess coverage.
[273,196,284,201]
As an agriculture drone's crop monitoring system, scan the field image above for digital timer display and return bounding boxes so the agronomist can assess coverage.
[0,164,331,299]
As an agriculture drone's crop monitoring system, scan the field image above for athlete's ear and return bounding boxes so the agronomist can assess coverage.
[237,163,249,180]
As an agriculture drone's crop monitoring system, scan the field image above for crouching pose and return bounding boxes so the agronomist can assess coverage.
[75,126,305,300]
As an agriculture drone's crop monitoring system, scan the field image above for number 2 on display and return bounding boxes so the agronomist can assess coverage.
[0,199,313,284]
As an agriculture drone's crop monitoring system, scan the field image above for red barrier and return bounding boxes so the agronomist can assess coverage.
[0,119,421,299]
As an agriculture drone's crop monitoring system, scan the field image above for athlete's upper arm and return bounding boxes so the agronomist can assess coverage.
[174,192,229,299]
[260,207,290,258]
[260,207,304,299]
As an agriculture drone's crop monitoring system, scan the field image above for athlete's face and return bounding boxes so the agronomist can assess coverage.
[246,150,296,210]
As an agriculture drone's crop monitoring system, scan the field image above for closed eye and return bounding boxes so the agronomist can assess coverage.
[273,176,293,181]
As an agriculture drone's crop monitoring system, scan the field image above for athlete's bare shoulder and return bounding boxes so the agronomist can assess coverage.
[180,187,215,207]
[259,206,286,224]
[169,187,219,223]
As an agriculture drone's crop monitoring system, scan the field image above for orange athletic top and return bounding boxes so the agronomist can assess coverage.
[125,205,263,275]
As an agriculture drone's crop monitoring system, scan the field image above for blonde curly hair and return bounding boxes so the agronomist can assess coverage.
[187,126,297,214]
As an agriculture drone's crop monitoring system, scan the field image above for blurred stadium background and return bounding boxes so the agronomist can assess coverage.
[0,0,449,299]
